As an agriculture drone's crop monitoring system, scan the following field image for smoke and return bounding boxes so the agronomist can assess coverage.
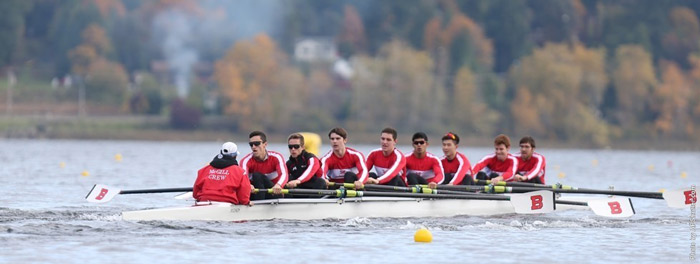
[151,1,284,98]
[153,10,198,98]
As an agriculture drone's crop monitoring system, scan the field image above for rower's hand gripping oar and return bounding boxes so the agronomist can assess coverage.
[85,184,193,203]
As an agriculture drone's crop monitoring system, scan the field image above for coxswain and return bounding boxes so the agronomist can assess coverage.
[193,142,250,205]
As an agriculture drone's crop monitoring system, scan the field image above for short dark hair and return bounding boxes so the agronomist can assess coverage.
[519,136,536,148]
[287,133,305,146]
[381,127,397,141]
[328,127,347,139]
[494,134,511,148]
[442,132,460,144]
[412,132,428,142]
[249,130,267,142]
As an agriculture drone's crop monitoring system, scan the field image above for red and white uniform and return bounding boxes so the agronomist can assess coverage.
[320,147,368,183]
[365,148,406,185]
[240,150,289,187]
[403,152,445,184]
[441,151,473,185]
[515,152,546,184]
[194,165,251,205]
[472,154,518,182]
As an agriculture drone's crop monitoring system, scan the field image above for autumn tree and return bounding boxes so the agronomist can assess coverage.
[508,42,609,146]
[611,45,657,131]
[652,61,693,138]
[350,39,445,133]
[215,34,306,131]
[662,7,700,68]
[337,5,366,57]
[453,66,499,135]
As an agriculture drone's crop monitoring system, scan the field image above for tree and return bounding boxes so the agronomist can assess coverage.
[453,66,499,135]
[652,61,692,138]
[661,7,700,68]
[0,1,33,66]
[337,5,366,57]
[215,34,305,131]
[507,42,609,146]
[84,58,129,106]
[611,45,657,130]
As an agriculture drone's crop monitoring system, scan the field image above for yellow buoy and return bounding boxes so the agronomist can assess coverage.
[299,132,321,156]
[81,170,90,177]
[414,228,432,243]
[647,165,654,171]
[659,188,666,193]
[681,172,688,179]
[557,172,566,179]
[592,159,598,167]
[115,153,123,162]
[59,162,66,168]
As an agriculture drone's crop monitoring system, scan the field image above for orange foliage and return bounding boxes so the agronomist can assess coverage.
[423,13,494,70]
[81,24,112,55]
[653,61,692,136]
[339,5,367,53]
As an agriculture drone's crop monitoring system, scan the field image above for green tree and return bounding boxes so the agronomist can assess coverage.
[0,1,33,66]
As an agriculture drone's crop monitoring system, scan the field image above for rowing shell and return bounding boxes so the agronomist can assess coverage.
[121,196,588,221]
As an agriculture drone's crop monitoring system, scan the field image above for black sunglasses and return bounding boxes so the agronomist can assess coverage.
[413,140,426,145]
[249,141,263,147]
[288,144,301,149]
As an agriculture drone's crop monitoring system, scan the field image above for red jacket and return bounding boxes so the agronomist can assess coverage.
[403,152,445,184]
[320,147,368,183]
[472,154,518,182]
[441,151,473,185]
[194,164,250,205]
[365,148,406,184]
[240,151,289,187]
[515,152,546,184]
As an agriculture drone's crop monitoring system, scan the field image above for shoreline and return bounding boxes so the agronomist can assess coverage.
[1,115,698,152]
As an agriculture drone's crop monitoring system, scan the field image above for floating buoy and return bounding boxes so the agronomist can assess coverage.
[299,132,321,156]
[115,153,123,162]
[59,162,66,168]
[667,160,673,168]
[414,228,432,243]
[592,159,598,167]
[681,172,688,179]
[659,188,666,193]
[81,170,90,177]
[647,165,654,171]
[557,172,566,179]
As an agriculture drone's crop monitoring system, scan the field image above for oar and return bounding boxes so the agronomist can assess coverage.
[426,184,695,208]
[85,184,193,203]
[259,187,555,215]
[473,179,575,189]
[346,183,634,218]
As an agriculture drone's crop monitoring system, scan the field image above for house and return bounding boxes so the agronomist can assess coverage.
[294,37,337,62]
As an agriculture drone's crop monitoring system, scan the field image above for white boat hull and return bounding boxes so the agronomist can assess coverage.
[121,196,584,221]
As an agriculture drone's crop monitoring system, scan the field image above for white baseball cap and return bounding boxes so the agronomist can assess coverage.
[221,142,239,157]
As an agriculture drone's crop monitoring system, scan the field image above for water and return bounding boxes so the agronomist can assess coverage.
[0,139,698,263]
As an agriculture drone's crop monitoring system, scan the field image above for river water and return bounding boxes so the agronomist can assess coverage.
[0,139,698,263]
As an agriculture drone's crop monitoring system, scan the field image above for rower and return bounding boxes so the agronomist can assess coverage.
[193,142,250,205]
[285,133,327,191]
[365,127,407,187]
[472,134,518,185]
[240,131,289,200]
[320,127,368,190]
[440,132,474,185]
[404,132,444,189]
[513,136,546,184]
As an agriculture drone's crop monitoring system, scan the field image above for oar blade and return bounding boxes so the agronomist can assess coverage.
[510,190,555,214]
[662,188,697,208]
[587,197,635,218]
[85,184,121,203]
